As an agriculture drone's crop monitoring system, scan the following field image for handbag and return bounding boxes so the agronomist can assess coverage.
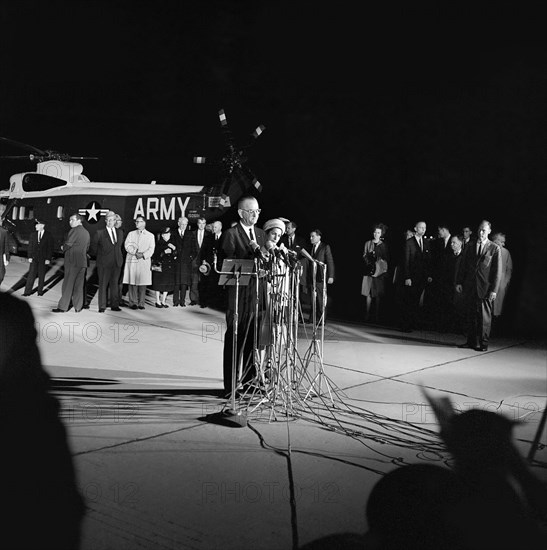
[372,258,388,277]
[363,251,376,276]
[151,262,162,272]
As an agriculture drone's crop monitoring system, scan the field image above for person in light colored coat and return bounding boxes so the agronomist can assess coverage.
[123,216,155,309]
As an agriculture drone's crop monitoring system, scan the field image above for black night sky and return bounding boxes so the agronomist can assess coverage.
[1,2,546,333]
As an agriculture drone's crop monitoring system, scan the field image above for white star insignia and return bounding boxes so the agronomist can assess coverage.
[86,202,100,221]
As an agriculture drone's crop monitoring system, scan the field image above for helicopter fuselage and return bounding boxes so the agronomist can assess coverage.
[1,160,239,256]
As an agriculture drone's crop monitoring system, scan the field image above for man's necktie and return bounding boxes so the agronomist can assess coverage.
[419,238,423,252]
[38,232,41,243]
[249,228,255,242]
[477,243,482,256]
[112,229,116,244]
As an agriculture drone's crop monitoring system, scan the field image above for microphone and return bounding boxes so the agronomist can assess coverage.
[279,243,298,258]
[249,240,267,261]
[300,247,326,267]
[264,240,285,261]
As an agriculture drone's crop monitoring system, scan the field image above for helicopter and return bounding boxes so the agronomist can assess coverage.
[0,110,266,255]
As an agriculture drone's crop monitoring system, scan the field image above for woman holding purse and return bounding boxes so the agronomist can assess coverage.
[361,223,389,322]
[151,227,178,308]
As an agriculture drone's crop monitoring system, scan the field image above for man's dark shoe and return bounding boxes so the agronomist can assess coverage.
[99,308,106,313]
[189,301,198,306]
[458,343,474,349]
[51,308,64,313]
[476,346,488,352]
[111,307,122,312]
[23,293,31,297]
[37,292,44,296]
[130,305,138,310]
[138,306,145,310]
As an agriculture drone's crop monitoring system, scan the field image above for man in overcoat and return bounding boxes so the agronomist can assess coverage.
[122,216,155,309]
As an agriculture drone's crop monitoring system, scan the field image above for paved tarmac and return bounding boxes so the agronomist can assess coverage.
[2,256,546,549]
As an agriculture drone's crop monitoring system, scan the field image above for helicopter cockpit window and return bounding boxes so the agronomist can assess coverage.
[11,206,18,220]
[57,206,64,219]
[22,173,66,192]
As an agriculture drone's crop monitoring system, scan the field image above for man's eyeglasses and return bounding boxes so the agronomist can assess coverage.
[241,209,261,215]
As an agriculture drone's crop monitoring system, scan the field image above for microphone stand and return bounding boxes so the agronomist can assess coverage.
[301,261,335,404]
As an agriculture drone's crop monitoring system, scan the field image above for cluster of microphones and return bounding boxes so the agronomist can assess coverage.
[249,240,325,267]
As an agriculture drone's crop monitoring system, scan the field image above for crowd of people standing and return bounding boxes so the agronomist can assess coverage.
[360,219,513,350]
[7,208,513,355]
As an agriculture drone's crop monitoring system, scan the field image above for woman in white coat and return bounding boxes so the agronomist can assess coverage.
[123,216,155,309]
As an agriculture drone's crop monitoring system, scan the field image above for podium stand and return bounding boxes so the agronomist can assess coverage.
[217,257,257,424]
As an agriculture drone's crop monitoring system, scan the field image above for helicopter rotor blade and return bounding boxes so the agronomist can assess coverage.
[194,109,264,193]
[0,136,47,156]
[252,125,266,139]
[67,156,99,160]
[218,109,228,127]
[0,155,37,160]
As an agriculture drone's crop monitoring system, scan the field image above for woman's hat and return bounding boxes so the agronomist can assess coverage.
[161,227,171,235]
[263,218,286,235]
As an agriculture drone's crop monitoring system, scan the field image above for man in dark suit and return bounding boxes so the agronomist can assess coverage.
[429,223,454,330]
[192,216,212,307]
[52,213,90,313]
[114,213,126,304]
[221,196,266,395]
[447,235,466,334]
[205,220,225,309]
[0,225,10,286]
[457,220,502,351]
[91,211,123,312]
[401,220,433,332]
[462,226,474,250]
[23,219,54,296]
[172,216,193,307]
[280,220,307,252]
[305,229,335,323]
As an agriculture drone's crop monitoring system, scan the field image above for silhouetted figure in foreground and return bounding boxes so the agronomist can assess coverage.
[426,391,547,550]
[1,292,85,549]
[302,395,547,550]
[365,464,465,550]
